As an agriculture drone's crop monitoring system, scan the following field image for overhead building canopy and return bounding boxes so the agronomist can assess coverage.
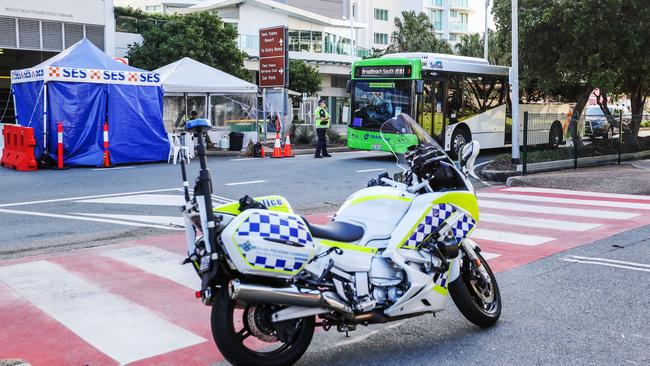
[155,57,258,94]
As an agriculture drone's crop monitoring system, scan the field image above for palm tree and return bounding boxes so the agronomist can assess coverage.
[389,11,453,54]
[454,33,483,58]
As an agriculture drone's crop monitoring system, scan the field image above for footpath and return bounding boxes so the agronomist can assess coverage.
[504,159,650,195]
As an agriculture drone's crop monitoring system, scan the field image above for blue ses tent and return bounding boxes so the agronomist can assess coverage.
[10,39,168,166]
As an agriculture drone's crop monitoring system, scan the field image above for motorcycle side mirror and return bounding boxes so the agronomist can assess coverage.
[458,141,480,174]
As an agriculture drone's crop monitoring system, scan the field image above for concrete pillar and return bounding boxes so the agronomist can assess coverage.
[104,0,116,56]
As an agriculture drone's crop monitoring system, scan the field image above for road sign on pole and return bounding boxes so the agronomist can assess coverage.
[259,26,288,88]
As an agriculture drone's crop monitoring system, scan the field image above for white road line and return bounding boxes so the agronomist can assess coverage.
[91,166,135,171]
[480,213,601,232]
[479,199,639,220]
[479,192,650,210]
[560,258,650,273]
[503,187,650,201]
[355,168,386,173]
[0,208,181,230]
[77,194,185,206]
[224,180,267,186]
[0,261,205,364]
[0,188,180,208]
[73,213,185,227]
[100,246,200,289]
[471,229,555,246]
[229,158,262,161]
[565,255,650,269]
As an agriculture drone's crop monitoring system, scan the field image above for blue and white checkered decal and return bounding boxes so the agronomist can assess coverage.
[236,212,313,272]
[451,214,476,242]
[403,204,455,248]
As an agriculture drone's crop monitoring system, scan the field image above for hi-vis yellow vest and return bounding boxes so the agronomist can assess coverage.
[315,107,331,129]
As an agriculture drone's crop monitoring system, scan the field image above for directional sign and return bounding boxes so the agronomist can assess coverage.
[259,27,286,59]
[259,25,288,88]
[259,57,286,88]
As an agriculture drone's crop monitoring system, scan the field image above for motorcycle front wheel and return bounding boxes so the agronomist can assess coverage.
[449,250,501,327]
[210,288,315,366]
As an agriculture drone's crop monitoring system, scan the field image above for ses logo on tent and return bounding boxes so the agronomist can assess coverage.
[11,67,160,85]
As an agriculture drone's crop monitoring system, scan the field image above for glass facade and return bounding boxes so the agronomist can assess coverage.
[429,9,443,30]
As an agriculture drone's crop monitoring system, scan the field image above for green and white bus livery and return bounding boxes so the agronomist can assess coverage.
[348,53,511,155]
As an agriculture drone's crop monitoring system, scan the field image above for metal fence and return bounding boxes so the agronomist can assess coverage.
[521,112,650,175]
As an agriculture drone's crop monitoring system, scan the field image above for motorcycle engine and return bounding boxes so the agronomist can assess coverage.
[369,257,407,306]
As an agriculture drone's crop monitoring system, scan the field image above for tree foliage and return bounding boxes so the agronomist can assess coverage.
[288,60,321,106]
[125,11,249,80]
[492,0,650,139]
[389,11,453,54]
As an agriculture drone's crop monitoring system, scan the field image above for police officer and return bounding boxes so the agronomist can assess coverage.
[314,99,332,158]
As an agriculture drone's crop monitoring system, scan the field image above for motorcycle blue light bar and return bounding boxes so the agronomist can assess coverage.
[186,118,211,131]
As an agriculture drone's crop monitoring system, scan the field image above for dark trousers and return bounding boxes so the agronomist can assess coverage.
[315,128,328,157]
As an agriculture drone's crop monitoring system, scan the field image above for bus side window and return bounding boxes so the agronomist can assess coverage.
[447,75,463,122]
[419,81,434,136]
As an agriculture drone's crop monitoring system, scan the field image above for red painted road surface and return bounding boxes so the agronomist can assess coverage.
[1,187,649,365]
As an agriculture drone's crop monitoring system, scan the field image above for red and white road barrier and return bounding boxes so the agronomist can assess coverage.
[57,122,63,169]
[103,122,109,167]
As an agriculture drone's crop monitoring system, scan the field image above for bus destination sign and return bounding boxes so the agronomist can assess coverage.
[355,65,412,78]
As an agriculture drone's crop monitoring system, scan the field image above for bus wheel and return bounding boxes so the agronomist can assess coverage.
[548,121,563,148]
[451,128,471,158]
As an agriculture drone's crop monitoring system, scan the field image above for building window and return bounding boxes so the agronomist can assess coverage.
[374,33,388,45]
[429,9,442,30]
[374,8,388,21]
[450,10,458,18]
[145,5,162,12]
[449,34,458,41]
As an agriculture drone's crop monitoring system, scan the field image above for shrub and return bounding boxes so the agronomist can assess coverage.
[326,128,342,144]
[294,126,315,145]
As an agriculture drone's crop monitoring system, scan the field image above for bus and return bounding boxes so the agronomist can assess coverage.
[347,53,569,155]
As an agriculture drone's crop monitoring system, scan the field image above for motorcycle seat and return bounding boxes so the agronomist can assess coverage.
[306,221,365,243]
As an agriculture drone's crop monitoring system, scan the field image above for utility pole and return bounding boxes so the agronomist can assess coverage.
[510,0,520,163]
[483,0,489,61]
[349,0,355,58]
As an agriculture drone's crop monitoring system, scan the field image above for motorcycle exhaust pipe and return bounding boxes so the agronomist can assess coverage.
[229,279,352,313]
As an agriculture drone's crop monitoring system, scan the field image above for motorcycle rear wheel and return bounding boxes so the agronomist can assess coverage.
[449,251,501,327]
[210,288,315,366]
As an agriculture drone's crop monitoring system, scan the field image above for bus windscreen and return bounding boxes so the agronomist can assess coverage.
[352,80,413,131]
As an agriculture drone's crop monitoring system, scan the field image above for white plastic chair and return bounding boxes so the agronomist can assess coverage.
[168,133,190,164]
[182,133,195,159]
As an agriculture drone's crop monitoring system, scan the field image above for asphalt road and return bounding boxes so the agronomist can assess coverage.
[292,224,650,366]
[0,147,501,255]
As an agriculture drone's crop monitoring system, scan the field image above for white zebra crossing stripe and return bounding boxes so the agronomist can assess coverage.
[478,192,650,210]
[502,187,650,201]
[74,213,185,227]
[480,252,501,260]
[479,200,639,220]
[0,261,206,364]
[479,213,601,232]
[100,246,200,290]
[77,194,186,206]
[471,229,555,246]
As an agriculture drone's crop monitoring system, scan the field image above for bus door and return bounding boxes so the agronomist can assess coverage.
[420,79,447,145]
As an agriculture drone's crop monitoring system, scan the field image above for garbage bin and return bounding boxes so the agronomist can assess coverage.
[229,132,244,151]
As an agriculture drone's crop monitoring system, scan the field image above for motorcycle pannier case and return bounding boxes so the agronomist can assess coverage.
[220,209,316,278]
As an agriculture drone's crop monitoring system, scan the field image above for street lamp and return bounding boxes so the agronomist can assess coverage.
[510,0,520,163]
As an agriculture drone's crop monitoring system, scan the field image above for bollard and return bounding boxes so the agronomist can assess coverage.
[103,122,110,167]
[57,122,63,169]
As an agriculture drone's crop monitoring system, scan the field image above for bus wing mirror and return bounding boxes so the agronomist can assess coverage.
[346,80,352,93]
[415,80,424,94]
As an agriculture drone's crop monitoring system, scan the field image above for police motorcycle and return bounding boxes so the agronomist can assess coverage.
[179,114,500,366]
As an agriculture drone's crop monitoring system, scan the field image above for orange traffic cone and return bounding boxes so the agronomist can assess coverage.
[260,143,266,158]
[271,132,283,158]
[283,134,294,157]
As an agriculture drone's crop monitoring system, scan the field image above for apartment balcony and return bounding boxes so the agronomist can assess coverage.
[238,34,371,60]
[449,0,472,10]
[448,21,469,33]
[424,0,443,9]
